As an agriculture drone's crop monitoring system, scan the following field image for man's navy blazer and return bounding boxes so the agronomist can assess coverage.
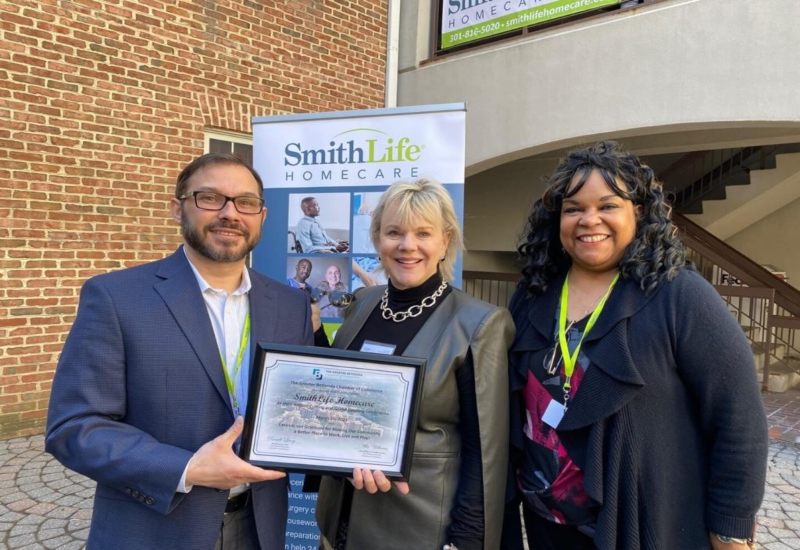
[46,248,314,549]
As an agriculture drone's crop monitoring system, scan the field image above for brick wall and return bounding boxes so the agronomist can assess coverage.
[0,0,388,439]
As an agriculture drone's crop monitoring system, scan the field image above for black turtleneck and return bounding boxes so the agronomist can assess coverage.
[349,272,452,355]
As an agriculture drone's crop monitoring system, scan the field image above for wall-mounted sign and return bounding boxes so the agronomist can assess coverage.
[441,0,622,50]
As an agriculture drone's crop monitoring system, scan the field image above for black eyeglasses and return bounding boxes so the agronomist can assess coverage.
[179,191,264,214]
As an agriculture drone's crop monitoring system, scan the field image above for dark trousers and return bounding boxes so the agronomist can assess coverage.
[522,503,596,550]
[215,496,260,550]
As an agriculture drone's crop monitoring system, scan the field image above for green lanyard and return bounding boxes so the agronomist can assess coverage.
[557,273,619,405]
[220,311,251,417]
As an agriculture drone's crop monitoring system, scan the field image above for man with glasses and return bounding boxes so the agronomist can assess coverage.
[46,153,314,550]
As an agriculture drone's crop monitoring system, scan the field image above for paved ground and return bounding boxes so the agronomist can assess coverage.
[764,387,800,443]
[0,435,92,549]
[2,389,800,549]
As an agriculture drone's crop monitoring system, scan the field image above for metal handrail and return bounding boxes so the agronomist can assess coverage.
[713,285,776,390]
[461,271,519,308]
[672,214,799,389]
[672,147,756,210]
[675,212,800,316]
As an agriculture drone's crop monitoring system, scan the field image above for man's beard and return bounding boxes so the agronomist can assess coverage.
[181,218,260,263]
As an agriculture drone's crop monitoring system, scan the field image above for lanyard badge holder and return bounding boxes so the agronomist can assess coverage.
[542,274,619,429]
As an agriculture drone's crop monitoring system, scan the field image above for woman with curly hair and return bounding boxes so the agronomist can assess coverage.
[503,141,767,549]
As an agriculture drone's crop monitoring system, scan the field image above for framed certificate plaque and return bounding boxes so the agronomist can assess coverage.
[240,343,425,480]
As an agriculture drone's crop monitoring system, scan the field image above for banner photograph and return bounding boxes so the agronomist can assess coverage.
[251,104,466,548]
[251,103,466,325]
[441,0,621,50]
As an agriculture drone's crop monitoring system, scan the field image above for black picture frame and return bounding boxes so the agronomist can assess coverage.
[240,343,425,480]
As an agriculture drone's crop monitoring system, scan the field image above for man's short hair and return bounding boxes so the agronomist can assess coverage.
[301,196,316,207]
[175,153,264,199]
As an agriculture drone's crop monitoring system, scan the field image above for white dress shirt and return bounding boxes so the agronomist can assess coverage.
[177,250,252,494]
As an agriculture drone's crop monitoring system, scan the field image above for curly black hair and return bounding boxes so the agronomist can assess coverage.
[518,141,687,295]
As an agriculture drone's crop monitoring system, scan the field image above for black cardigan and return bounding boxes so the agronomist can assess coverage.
[505,269,768,549]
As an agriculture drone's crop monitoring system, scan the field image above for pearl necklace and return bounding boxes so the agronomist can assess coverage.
[380,281,448,323]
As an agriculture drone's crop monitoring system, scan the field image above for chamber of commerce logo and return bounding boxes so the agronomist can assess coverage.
[312,368,323,380]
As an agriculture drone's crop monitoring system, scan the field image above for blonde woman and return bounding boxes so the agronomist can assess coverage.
[315,179,514,550]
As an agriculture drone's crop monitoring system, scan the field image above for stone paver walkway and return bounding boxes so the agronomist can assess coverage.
[0,435,92,549]
[764,388,800,444]
[758,441,800,550]
[2,422,799,548]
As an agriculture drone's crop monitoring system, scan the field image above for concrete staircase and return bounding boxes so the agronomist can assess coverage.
[674,149,800,393]
[687,151,800,240]
[760,355,800,393]
[749,325,800,392]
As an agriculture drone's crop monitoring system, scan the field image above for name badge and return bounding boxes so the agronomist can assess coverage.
[360,340,396,355]
[542,399,566,429]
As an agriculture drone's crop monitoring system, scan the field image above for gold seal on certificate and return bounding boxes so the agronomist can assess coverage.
[240,343,425,480]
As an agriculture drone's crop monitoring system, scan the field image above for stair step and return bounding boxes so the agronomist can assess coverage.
[757,357,800,393]
[751,342,787,359]
[724,170,751,187]
[675,203,703,215]
[764,370,800,393]
[696,186,727,201]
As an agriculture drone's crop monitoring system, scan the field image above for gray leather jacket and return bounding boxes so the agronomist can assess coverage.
[316,286,514,549]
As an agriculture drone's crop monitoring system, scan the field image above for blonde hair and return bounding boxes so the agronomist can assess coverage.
[370,178,463,282]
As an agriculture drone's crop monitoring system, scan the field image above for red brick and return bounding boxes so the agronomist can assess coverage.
[0,0,388,438]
